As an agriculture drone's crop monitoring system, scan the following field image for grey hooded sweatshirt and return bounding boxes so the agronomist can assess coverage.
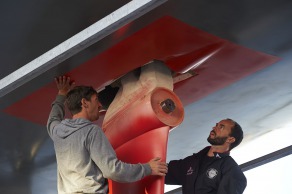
[47,95,151,194]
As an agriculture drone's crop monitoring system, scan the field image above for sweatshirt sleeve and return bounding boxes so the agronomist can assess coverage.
[165,155,193,185]
[46,95,66,137]
[87,126,152,182]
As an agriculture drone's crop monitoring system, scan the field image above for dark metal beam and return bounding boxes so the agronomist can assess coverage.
[240,145,292,172]
[0,0,167,98]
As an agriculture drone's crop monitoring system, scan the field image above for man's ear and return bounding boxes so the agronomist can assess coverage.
[81,98,88,108]
[226,137,235,144]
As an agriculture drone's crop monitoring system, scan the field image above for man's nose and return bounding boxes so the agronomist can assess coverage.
[98,104,106,112]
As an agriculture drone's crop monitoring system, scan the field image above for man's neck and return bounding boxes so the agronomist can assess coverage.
[207,145,229,157]
[72,112,90,121]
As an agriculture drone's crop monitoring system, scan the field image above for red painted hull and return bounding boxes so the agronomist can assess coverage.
[3,16,279,126]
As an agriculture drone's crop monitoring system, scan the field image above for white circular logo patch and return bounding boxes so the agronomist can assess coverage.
[206,168,218,179]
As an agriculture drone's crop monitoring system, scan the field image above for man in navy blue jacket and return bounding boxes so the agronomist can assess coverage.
[165,118,247,194]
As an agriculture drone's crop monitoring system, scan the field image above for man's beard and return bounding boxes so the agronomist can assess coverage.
[207,132,228,145]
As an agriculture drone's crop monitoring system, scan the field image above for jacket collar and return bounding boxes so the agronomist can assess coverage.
[213,151,230,158]
[199,146,230,159]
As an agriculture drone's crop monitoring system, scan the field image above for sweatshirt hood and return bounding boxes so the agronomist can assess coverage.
[56,118,93,138]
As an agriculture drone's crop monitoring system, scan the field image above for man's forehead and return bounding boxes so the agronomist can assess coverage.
[219,119,234,126]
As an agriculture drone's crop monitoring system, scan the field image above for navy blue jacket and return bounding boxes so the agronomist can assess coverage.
[165,146,247,194]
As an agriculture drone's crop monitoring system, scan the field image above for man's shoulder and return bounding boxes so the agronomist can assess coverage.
[82,123,104,135]
[223,155,239,165]
[220,155,244,174]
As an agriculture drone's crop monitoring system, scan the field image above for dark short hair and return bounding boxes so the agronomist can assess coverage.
[66,86,98,115]
[226,118,244,150]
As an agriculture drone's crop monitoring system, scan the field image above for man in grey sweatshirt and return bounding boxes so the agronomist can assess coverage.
[47,76,168,194]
